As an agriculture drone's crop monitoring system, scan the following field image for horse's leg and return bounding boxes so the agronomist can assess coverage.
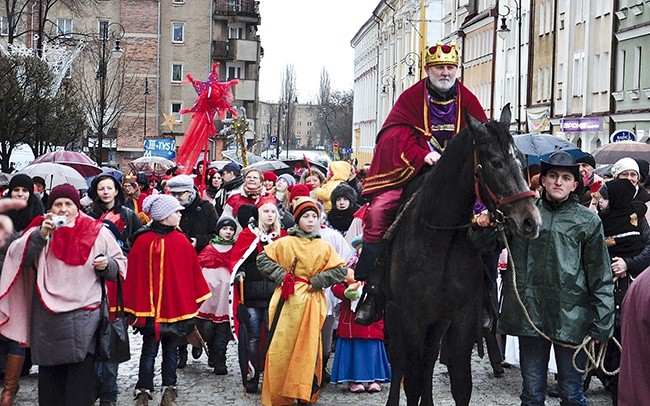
[418,323,446,406]
[403,343,424,406]
[385,301,405,406]
[445,302,480,406]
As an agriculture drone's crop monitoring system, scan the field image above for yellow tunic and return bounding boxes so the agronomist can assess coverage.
[261,235,345,405]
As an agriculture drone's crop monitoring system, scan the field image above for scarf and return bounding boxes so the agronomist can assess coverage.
[244,183,264,200]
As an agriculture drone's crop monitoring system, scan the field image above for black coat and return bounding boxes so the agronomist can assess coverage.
[179,192,218,253]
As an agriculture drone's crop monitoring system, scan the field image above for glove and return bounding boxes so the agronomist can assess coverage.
[344,286,361,301]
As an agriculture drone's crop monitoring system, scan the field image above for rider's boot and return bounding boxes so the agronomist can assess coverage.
[354,241,386,326]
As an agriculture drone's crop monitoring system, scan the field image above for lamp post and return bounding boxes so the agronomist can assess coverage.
[285,97,297,159]
[380,74,396,104]
[497,0,522,133]
[96,22,125,165]
[403,51,422,79]
[275,101,286,159]
[143,78,149,139]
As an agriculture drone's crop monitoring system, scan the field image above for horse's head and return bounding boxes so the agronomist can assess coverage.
[466,105,541,238]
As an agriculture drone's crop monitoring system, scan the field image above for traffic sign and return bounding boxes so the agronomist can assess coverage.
[270,136,278,145]
[610,130,636,143]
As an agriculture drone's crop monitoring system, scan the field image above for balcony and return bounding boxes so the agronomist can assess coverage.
[230,38,259,61]
[212,40,233,61]
[214,0,260,23]
[232,79,257,101]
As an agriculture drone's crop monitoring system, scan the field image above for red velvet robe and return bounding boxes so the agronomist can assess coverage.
[362,79,487,197]
[123,229,211,323]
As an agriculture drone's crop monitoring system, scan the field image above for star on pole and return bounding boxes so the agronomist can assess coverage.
[161,113,179,132]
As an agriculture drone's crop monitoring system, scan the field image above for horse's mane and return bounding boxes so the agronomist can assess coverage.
[408,117,513,225]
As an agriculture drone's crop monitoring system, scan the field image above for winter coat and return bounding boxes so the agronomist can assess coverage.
[331,282,384,340]
[213,176,244,217]
[179,191,219,253]
[497,195,615,345]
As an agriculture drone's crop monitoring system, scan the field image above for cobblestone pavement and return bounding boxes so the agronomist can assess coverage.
[14,331,613,405]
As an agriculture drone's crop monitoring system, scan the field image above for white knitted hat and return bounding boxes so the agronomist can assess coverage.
[142,194,184,221]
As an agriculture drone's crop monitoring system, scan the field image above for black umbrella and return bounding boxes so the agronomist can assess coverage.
[233,276,254,386]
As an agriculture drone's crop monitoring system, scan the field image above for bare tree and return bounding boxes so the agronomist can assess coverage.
[279,64,298,154]
[316,67,353,151]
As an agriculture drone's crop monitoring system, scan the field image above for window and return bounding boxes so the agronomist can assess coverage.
[172,0,185,3]
[557,63,564,83]
[171,63,183,83]
[633,46,642,90]
[228,0,241,12]
[616,50,626,91]
[1,16,9,36]
[538,2,545,36]
[171,103,182,122]
[592,54,601,93]
[229,27,243,39]
[172,23,184,43]
[601,51,609,92]
[307,122,312,127]
[56,18,73,38]
[227,66,242,80]
[572,52,584,97]
[99,20,108,38]
[537,68,543,101]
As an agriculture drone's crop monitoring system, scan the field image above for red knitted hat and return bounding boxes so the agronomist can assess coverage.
[47,183,81,210]
[289,184,311,202]
[263,171,278,183]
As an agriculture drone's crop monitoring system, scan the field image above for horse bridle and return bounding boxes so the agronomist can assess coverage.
[473,142,536,222]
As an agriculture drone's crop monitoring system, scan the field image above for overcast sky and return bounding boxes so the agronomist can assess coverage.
[257,1,377,103]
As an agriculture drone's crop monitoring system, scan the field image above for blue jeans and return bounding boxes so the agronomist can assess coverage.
[96,361,118,403]
[519,336,587,406]
[246,307,269,378]
[135,332,179,391]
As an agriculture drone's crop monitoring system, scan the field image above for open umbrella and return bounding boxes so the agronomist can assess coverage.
[592,141,650,165]
[31,151,102,178]
[19,163,87,190]
[513,133,586,166]
[128,156,176,177]
[0,173,10,188]
[243,160,290,174]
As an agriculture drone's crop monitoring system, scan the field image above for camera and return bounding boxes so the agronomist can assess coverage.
[51,215,68,229]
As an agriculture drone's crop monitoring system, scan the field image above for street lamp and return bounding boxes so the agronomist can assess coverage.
[380,74,396,103]
[403,52,422,78]
[96,22,125,164]
[497,1,522,133]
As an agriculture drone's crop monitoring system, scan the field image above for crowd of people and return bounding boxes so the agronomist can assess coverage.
[0,39,648,406]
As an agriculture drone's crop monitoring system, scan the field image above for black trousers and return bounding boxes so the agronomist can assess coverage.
[38,353,98,406]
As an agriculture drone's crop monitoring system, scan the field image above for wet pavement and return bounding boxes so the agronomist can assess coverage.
[14,330,613,405]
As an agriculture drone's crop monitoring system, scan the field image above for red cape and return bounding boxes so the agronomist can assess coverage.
[123,230,211,322]
[363,79,487,197]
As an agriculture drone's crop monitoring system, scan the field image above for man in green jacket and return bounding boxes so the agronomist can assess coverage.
[498,151,614,406]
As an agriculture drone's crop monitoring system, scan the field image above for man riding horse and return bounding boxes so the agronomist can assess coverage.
[355,41,488,325]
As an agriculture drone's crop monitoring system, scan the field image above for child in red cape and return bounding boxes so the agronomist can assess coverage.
[123,194,211,404]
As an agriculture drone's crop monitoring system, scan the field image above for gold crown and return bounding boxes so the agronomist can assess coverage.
[425,41,459,66]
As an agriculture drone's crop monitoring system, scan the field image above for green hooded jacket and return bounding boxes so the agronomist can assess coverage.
[497,194,615,345]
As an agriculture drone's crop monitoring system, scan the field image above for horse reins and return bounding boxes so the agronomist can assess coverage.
[497,226,621,377]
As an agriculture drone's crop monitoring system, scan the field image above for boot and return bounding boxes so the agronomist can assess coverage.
[355,282,384,326]
[1,354,24,406]
[177,345,187,369]
[160,386,177,406]
[352,241,384,281]
[213,350,227,375]
[134,388,152,406]
[191,345,202,360]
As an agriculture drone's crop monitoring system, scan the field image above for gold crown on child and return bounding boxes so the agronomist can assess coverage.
[425,41,459,66]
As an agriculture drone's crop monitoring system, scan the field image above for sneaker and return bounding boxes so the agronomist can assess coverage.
[367,382,381,393]
[134,389,152,406]
[191,345,202,359]
[348,382,366,393]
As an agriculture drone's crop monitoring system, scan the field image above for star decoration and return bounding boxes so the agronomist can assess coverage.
[161,113,179,132]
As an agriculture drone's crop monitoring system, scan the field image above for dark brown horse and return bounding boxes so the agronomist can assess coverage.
[385,106,541,405]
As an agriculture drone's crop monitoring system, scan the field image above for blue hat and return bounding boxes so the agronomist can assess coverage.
[219,162,241,176]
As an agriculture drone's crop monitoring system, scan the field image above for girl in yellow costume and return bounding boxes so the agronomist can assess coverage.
[256,197,348,405]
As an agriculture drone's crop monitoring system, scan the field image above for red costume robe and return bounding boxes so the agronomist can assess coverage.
[362,79,487,197]
[123,229,211,324]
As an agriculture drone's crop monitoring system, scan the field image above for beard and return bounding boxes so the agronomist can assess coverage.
[429,76,455,93]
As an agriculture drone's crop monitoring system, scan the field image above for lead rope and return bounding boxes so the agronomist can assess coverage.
[497,225,621,377]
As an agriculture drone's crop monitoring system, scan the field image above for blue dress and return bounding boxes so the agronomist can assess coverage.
[330,338,391,383]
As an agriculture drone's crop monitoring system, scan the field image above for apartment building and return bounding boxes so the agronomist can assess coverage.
[0,0,261,166]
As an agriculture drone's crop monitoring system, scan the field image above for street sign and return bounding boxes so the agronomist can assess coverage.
[143,137,176,160]
[270,136,278,145]
[610,130,636,143]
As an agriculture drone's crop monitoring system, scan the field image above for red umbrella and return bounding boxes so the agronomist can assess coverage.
[31,151,102,177]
